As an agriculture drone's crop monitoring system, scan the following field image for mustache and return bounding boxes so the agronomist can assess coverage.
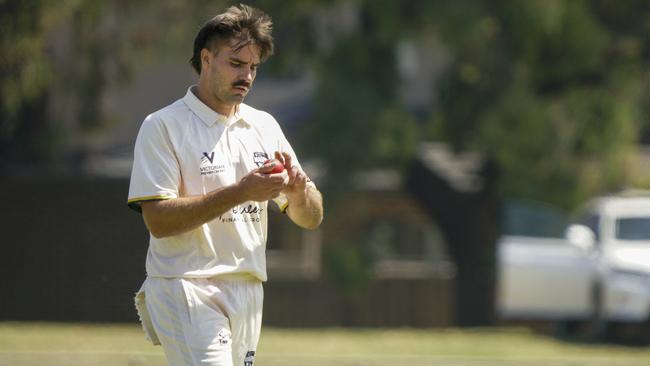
[232,80,251,88]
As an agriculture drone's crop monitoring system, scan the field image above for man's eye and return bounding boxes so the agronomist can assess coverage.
[231,62,241,67]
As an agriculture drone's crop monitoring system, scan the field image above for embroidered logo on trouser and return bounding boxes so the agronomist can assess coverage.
[216,329,231,345]
[244,351,255,366]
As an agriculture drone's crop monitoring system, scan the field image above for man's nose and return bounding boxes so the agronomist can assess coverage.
[241,67,254,82]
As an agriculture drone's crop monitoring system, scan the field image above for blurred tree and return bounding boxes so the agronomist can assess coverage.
[423,0,648,324]
[0,0,125,164]
[0,0,56,163]
[430,0,649,209]
[0,0,330,167]
[302,1,421,196]
[301,0,649,325]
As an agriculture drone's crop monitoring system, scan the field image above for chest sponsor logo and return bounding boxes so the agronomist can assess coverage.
[200,152,225,176]
[218,204,264,223]
[253,152,269,167]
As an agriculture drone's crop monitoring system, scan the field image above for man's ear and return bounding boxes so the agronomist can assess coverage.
[200,48,212,70]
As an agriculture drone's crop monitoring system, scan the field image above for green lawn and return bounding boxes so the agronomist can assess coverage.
[1,322,649,366]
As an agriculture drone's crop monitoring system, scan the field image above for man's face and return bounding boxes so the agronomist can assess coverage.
[201,39,261,110]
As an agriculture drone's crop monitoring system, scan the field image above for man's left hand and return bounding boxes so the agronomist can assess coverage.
[275,151,308,199]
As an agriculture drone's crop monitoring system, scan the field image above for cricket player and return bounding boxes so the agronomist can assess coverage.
[127,4,323,365]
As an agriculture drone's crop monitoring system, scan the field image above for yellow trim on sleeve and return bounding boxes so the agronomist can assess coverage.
[127,195,173,213]
[127,194,171,203]
[280,201,289,213]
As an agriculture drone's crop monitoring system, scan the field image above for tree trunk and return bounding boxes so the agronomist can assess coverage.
[405,157,499,326]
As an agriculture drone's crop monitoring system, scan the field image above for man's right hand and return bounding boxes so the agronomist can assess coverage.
[236,164,287,202]
[140,162,287,238]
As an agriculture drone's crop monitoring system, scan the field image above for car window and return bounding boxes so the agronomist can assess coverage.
[501,200,568,238]
[616,217,650,240]
[580,214,600,241]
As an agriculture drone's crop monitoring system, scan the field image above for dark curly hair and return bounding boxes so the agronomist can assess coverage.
[190,4,274,74]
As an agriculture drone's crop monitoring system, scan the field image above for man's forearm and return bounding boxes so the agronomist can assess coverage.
[141,165,286,238]
[141,184,245,238]
[286,186,323,230]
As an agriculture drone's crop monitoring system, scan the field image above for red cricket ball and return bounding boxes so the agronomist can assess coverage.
[264,159,285,174]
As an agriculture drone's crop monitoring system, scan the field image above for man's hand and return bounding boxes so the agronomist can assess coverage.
[237,162,287,202]
[274,151,308,200]
[273,151,323,230]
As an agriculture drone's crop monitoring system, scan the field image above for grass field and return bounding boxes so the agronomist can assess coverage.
[1,322,650,366]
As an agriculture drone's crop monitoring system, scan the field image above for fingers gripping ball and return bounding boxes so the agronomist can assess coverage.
[263,159,289,185]
[264,159,286,174]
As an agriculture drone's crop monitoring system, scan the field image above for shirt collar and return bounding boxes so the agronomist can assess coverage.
[183,86,250,127]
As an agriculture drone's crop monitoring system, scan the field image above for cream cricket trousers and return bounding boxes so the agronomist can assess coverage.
[135,275,263,366]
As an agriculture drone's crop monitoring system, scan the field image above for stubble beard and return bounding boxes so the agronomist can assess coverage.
[214,87,246,111]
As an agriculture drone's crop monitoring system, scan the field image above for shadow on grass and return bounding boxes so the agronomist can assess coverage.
[501,319,650,347]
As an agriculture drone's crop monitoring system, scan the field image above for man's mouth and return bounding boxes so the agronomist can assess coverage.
[232,82,250,93]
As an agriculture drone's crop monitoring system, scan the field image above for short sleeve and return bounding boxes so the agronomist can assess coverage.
[127,116,181,213]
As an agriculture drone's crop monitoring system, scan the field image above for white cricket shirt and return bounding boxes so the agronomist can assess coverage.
[128,87,311,281]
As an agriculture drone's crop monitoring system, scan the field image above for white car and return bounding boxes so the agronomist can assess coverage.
[497,194,650,335]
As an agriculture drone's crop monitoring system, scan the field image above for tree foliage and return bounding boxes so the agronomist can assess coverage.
[429,0,649,209]
[1,0,56,161]
[301,3,421,197]
[300,0,649,210]
[0,0,142,163]
[296,1,648,324]
[0,0,334,165]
